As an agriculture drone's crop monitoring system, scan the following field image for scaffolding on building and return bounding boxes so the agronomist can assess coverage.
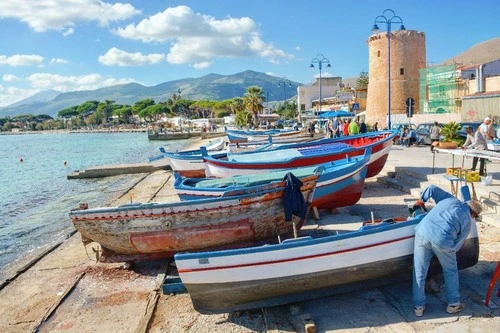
[419,64,463,114]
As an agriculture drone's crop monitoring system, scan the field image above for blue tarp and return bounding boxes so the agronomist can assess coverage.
[319,110,355,118]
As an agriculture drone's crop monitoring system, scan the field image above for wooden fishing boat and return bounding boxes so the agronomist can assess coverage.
[69,172,319,262]
[148,137,227,164]
[174,148,370,210]
[204,130,396,179]
[175,214,480,314]
[226,129,301,143]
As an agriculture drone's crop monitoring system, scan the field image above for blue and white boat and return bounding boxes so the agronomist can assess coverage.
[174,149,371,210]
[175,214,480,314]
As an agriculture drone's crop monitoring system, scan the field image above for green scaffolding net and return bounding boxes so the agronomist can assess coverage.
[419,64,460,114]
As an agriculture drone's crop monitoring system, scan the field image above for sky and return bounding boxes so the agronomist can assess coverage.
[1,0,499,108]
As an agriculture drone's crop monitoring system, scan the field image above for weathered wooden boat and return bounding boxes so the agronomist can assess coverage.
[175,214,480,314]
[204,130,396,178]
[69,172,319,262]
[174,148,370,210]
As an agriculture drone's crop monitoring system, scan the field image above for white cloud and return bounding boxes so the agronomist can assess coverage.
[26,72,135,92]
[0,0,140,33]
[3,74,20,82]
[62,28,74,36]
[0,54,44,66]
[50,58,69,64]
[0,86,39,107]
[98,47,165,66]
[114,5,293,68]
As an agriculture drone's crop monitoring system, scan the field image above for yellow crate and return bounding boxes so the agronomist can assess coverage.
[446,168,461,177]
[460,169,480,182]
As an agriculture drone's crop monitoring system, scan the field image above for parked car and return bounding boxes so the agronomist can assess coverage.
[456,122,481,140]
[391,123,416,143]
[415,122,443,145]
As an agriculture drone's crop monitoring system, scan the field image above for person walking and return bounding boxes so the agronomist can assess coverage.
[372,122,379,132]
[348,118,359,135]
[430,121,441,152]
[412,185,482,317]
[463,126,488,176]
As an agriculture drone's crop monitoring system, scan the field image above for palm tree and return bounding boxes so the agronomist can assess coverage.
[243,86,264,128]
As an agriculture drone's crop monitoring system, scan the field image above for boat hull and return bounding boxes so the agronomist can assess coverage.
[70,175,318,262]
[175,151,370,210]
[204,131,396,179]
[175,216,479,314]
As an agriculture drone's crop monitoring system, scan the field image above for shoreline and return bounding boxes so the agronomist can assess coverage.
[0,128,148,135]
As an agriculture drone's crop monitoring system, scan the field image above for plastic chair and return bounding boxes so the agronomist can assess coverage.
[485,262,500,307]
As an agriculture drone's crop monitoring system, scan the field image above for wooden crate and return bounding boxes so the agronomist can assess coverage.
[460,169,480,182]
[446,167,461,177]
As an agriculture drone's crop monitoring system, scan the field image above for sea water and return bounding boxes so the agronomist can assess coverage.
[0,132,184,270]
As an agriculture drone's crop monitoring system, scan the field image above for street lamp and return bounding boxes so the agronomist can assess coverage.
[310,54,331,115]
[372,8,405,129]
[278,78,292,106]
[264,91,273,114]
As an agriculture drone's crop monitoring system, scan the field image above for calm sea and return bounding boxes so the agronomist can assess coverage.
[0,132,184,270]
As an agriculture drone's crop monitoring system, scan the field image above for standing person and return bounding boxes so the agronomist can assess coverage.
[359,119,367,133]
[326,119,333,138]
[412,185,482,317]
[463,126,488,176]
[338,118,344,137]
[333,116,341,138]
[343,119,350,136]
[348,118,359,135]
[372,122,379,132]
[430,121,441,152]
[479,117,496,140]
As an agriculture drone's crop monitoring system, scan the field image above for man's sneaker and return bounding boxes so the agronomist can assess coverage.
[414,307,424,317]
[446,303,465,314]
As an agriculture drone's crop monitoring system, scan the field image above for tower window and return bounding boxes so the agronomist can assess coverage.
[377,51,380,57]
[400,68,405,75]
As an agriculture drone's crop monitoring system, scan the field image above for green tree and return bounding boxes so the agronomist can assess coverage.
[97,100,116,124]
[230,97,245,115]
[243,86,264,127]
[58,106,79,118]
[114,106,133,124]
[356,71,369,89]
[235,110,252,128]
[132,99,156,115]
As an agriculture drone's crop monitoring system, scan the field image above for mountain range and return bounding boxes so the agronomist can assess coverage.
[0,71,303,118]
[1,37,499,119]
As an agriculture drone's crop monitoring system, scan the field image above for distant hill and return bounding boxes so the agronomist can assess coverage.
[441,37,500,66]
[0,70,302,118]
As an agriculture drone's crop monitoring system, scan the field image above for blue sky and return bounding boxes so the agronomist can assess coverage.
[0,0,499,107]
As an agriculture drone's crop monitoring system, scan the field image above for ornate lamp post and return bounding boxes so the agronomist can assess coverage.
[310,54,331,115]
[372,9,405,129]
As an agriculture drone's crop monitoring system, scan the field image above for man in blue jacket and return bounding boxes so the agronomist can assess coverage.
[412,185,482,317]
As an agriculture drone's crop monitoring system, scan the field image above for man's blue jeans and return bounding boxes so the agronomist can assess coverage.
[413,233,460,308]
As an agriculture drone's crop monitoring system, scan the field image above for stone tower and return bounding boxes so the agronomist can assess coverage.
[366,30,426,128]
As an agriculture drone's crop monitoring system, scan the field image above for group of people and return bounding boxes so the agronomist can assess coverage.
[412,117,497,317]
[463,116,497,176]
[325,117,376,139]
[400,127,418,147]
